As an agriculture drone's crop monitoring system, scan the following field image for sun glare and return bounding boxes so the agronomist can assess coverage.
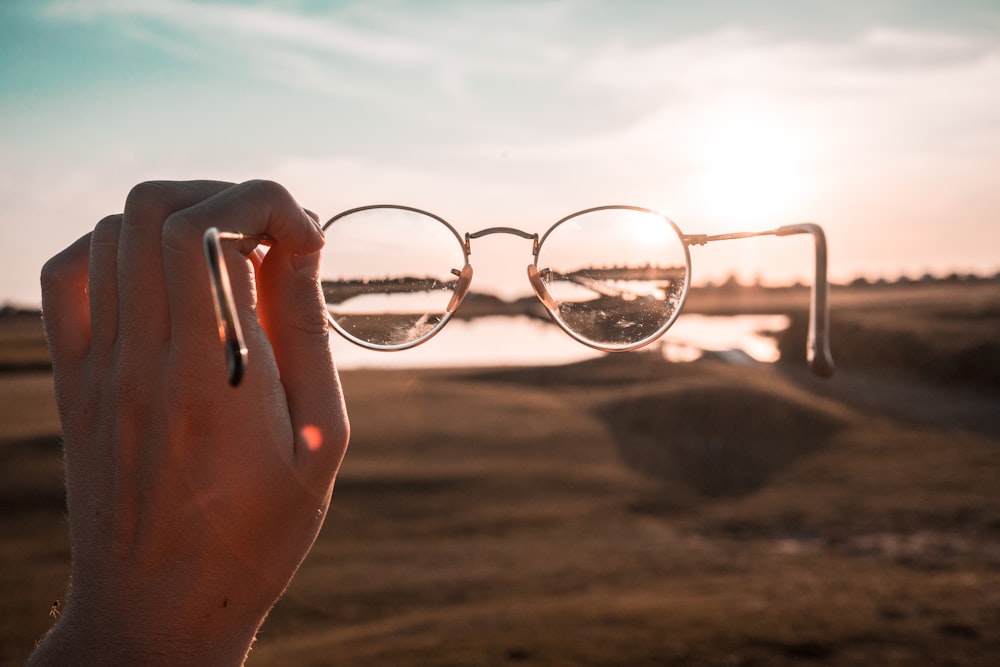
[693,102,807,230]
[300,425,323,452]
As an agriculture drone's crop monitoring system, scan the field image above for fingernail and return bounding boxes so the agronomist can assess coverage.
[303,208,324,237]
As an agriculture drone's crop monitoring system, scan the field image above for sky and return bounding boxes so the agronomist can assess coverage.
[2,0,999,306]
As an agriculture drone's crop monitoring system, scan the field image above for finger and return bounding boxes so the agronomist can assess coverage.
[161,180,324,368]
[117,180,235,359]
[40,233,92,374]
[88,215,122,360]
[257,245,350,479]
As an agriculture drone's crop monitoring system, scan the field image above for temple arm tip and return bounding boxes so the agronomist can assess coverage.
[777,223,836,379]
[808,349,836,378]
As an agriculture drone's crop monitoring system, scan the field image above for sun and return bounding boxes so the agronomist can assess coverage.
[693,101,807,230]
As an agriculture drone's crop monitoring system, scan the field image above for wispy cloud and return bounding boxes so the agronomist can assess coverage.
[41,0,445,104]
[45,0,432,65]
[577,23,998,91]
[41,0,578,103]
[477,22,1000,153]
[34,1,1000,164]
[4,0,998,303]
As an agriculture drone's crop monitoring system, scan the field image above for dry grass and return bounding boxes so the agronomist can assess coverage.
[2,282,999,665]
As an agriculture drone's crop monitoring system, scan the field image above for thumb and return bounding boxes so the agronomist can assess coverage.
[257,244,349,481]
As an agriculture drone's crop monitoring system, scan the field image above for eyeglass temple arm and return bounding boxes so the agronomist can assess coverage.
[684,223,835,378]
[203,228,270,386]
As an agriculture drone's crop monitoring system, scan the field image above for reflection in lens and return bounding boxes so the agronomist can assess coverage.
[535,207,689,349]
[321,207,467,348]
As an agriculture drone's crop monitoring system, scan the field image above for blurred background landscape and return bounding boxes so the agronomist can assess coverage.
[2,0,999,664]
[2,276,998,664]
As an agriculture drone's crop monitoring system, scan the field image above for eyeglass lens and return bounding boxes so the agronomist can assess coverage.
[321,207,465,348]
[320,206,691,351]
[536,208,690,349]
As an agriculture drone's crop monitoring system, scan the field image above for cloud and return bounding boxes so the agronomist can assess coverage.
[40,0,578,104]
[45,0,432,65]
[32,3,1000,170]
[577,23,998,92]
[9,1,999,298]
[479,22,1000,152]
[40,0,449,105]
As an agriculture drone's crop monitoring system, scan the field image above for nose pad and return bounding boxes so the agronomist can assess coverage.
[447,263,474,313]
[527,264,558,313]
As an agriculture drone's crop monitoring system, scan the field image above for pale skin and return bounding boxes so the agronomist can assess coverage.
[29,180,350,666]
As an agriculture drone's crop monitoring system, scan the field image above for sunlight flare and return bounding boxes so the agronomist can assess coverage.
[693,100,808,230]
[300,425,323,452]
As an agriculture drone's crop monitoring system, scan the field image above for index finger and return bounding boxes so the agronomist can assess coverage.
[164,179,323,258]
[160,180,323,372]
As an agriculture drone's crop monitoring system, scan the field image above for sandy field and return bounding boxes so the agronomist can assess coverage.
[1,281,998,665]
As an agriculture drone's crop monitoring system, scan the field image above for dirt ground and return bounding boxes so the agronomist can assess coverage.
[2,282,998,665]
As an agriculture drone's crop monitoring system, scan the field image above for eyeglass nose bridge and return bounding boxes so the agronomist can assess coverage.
[463,226,558,322]
[465,227,540,256]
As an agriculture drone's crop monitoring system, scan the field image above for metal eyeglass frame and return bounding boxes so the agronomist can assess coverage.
[204,205,834,386]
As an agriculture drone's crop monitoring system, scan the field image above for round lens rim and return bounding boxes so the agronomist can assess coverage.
[321,205,470,351]
[534,205,692,352]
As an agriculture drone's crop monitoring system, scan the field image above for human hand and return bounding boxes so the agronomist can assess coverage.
[30,180,350,665]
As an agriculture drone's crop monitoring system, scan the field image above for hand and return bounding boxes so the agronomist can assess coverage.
[30,180,350,665]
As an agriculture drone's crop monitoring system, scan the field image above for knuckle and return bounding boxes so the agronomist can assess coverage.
[40,233,90,304]
[244,178,293,203]
[40,238,88,295]
[245,179,305,222]
[293,311,331,339]
[160,208,205,251]
[124,180,176,221]
[39,254,68,293]
[91,214,123,246]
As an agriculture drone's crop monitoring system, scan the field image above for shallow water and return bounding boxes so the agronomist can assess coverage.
[328,314,789,369]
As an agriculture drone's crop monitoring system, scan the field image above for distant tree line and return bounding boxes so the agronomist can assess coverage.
[699,270,1000,290]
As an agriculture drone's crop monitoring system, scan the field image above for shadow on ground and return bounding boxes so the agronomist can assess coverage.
[599,385,847,498]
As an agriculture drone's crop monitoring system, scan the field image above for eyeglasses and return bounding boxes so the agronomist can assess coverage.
[204,205,834,386]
